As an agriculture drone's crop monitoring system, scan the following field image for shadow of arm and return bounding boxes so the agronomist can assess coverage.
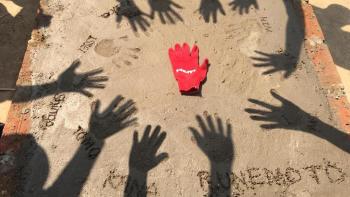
[46,97,137,196]
[190,114,234,196]
[10,60,107,103]
[45,135,104,196]
[124,125,167,197]
[310,118,350,153]
[246,90,350,154]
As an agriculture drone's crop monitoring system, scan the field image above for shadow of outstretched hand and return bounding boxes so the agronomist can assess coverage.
[229,0,259,15]
[190,114,233,163]
[124,125,167,197]
[89,96,137,140]
[148,0,183,24]
[190,114,234,196]
[245,90,350,153]
[251,51,298,78]
[129,125,168,172]
[199,0,226,23]
[45,96,137,196]
[58,60,108,97]
[116,0,150,32]
[245,90,311,130]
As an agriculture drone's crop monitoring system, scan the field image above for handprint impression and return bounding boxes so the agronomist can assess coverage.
[94,37,141,69]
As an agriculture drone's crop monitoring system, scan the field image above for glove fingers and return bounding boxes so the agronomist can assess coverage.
[169,47,180,66]
[182,43,191,57]
[200,58,209,69]
[175,43,181,51]
[191,45,199,57]
[169,48,177,62]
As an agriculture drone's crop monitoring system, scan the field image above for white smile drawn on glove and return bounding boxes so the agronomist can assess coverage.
[176,68,197,74]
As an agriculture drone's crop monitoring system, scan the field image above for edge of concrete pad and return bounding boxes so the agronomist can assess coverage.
[1,1,350,195]
[0,36,33,196]
[302,2,350,135]
[1,43,33,139]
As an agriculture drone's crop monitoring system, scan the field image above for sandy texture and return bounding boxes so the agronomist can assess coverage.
[309,0,350,104]
[3,0,349,196]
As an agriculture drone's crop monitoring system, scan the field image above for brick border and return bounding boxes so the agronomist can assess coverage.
[302,3,350,134]
[1,2,350,196]
[0,33,33,197]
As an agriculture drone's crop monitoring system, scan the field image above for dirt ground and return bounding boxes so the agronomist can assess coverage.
[0,0,349,196]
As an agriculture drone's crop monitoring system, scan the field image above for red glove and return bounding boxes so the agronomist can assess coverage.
[168,43,209,93]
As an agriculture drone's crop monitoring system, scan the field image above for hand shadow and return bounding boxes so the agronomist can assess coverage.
[189,114,234,196]
[57,59,108,97]
[20,96,137,196]
[124,125,168,197]
[250,0,305,78]
[148,0,183,24]
[251,50,298,78]
[9,59,108,103]
[313,4,350,71]
[229,0,259,15]
[245,89,350,153]
[89,96,137,139]
[116,0,151,32]
[199,0,226,23]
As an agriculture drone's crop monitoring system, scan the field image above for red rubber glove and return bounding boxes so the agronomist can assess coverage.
[168,43,209,93]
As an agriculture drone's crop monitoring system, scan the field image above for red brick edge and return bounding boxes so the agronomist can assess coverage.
[0,23,35,194]
[1,2,350,196]
[0,37,33,197]
[0,45,32,150]
[302,3,350,134]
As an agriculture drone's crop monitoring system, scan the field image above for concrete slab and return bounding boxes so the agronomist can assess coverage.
[309,0,350,103]
[1,0,349,196]
[0,0,48,123]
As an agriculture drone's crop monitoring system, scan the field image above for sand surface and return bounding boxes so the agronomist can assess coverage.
[1,0,349,196]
